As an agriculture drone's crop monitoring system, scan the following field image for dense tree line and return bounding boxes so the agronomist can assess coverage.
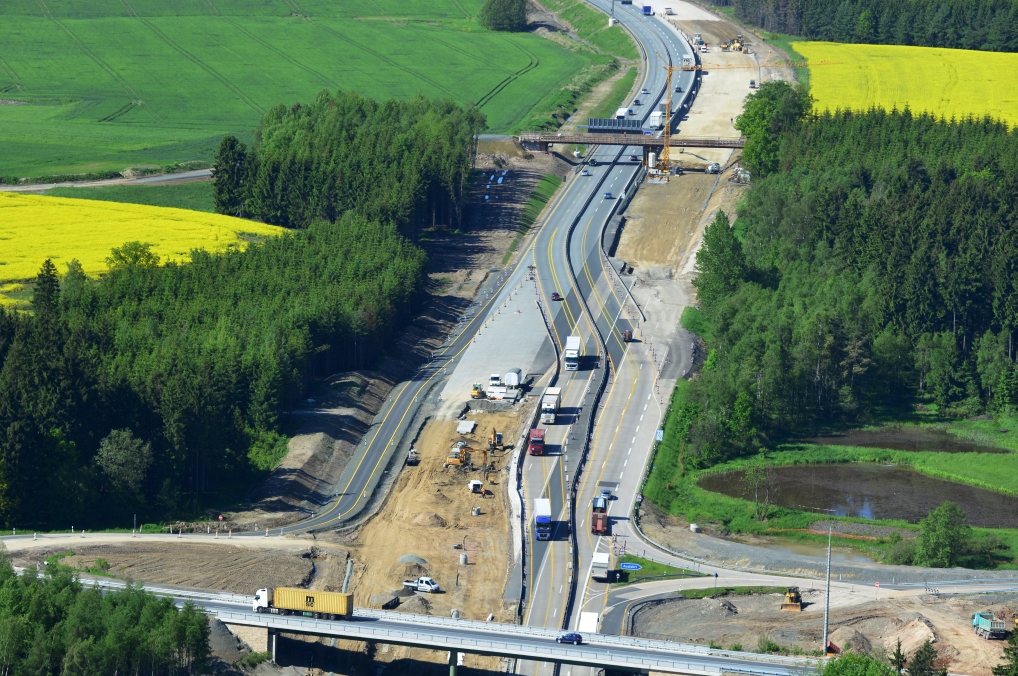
[677,81,1018,466]
[726,0,1018,52]
[0,547,210,674]
[213,91,485,241]
[0,92,480,529]
[479,0,529,31]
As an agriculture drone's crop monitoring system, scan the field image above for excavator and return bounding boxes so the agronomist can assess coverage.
[445,442,472,468]
[488,427,503,452]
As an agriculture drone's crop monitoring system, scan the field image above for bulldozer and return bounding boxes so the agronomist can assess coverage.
[470,383,486,399]
[781,587,803,612]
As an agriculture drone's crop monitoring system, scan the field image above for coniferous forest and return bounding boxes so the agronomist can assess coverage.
[681,81,1018,466]
[727,0,1018,51]
[0,92,482,529]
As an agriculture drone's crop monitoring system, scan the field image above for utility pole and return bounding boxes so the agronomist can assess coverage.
[822,526,832,654]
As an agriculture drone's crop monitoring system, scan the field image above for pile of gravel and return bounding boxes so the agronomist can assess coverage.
[398,554,428,565]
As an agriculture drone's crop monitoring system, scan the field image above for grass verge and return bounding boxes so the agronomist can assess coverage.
[46,181,215,212]
[587,67,638,121]
[760,32,810,89]
[681,306,713,344]
[679,586,787,600]
[503,174,563,263]
[616,554,702,584]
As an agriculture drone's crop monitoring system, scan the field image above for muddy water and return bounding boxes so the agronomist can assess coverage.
[802,426,1009,453]
[698,463,1018,527]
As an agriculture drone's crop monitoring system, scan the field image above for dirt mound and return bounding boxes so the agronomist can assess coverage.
[830,627,872,654]
[397,594,432,615]
[692,597,738,619]
[403,563,430,577]
[419,491,452,504]
[886,616,937,655]
[412,512,447,527]
[397,554,428,565]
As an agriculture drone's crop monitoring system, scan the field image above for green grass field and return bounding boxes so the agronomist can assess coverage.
[795,42,1018,124]
[46,182,215,212]
[0,0,596,177]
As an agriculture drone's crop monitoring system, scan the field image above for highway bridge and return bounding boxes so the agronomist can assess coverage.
[517,132,745,151]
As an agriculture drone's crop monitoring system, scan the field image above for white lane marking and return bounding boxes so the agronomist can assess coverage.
[635,426,639,432]
[648,393,652,400]
[559,585,563,594]
[644,404,648,411]
[631,437,636,443]
[640,414,644,421]
[624,460,628,467]
[628,448,632,455]
[528,462,532,470]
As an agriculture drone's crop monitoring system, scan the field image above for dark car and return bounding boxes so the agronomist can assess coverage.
[551,292,563,301]
[556,633,583,645]
[604,191,613,199]
[628,154,639,161]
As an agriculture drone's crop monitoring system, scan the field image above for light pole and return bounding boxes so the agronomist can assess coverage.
[822,526,832,654]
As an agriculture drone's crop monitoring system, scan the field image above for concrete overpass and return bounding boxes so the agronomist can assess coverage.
[517,132,744,152]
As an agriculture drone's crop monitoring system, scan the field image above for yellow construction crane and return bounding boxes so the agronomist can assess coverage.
[653,56,682,180]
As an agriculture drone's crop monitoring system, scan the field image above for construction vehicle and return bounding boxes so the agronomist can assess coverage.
[470,383,486,399]
[254,588,353,620]
[406,448,419,466]
[720,41,729,50]
[781,587,803,611]
[541,387,562,424]
[403,577,441,593]
[972,612,1007,639]
[623,329,633,342]
[693,33,703,46]
[591,496,609,535]
[528,428,546,455]
[445,442,472,468]
[468,479,483,493]
[488,427,504,452]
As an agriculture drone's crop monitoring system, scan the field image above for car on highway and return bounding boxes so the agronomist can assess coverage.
[600,488,613,500]
[551,292,563,301]
[628,154,639,161]
[632,99,642,106]
[581,169,590,176]
[674,85,683,92]
[556,633,583,645]
[603,192,612,199]
[641,87,650,94]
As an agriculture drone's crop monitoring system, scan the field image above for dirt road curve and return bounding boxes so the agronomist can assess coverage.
[0,169,212,192]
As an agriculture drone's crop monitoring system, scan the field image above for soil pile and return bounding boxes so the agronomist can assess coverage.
[412,512,447,527]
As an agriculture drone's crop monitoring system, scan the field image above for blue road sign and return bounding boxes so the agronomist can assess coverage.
[620,562,642,571]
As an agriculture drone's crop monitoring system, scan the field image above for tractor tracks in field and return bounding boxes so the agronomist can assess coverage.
[474,43,540,109]
[198,0,341,90]
[117,0,264,115]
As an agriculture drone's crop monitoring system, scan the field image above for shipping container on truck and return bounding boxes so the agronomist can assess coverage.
[534,498,553,540]
[564,336,581,371]
[642,5,652,14]
[504,368,522,388]
[528,428,546,455]
[253,588,353,619]
[590,496,609,535]
[541,387,562,424]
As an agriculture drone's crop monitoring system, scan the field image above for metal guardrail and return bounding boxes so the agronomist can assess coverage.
[518,133,744,149]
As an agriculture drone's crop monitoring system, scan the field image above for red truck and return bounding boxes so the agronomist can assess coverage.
[528,429,546,456]
[590,496,609,535]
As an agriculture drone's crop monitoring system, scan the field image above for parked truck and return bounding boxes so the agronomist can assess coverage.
[504,368,522,388]
[489,373,502,388]
[591,496,609,535]
[648,111,664,130]
[404,577,441,593]
[541,387,561,424]
[972,612,1007,639]
[254,588,353,620]
[564,336,581,371]
[528,428,546,455]
[534,498,553,540]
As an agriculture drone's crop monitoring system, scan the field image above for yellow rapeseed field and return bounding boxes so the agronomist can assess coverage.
[793,42,1018,126]
[0,192,285,287]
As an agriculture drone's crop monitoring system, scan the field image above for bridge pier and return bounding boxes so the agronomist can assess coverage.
[448,649,458,676]
[268,628,277,664]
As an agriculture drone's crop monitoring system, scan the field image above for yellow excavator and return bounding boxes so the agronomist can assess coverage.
[488,428,503,452]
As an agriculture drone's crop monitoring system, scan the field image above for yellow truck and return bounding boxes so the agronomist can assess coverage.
[253,587,353,620]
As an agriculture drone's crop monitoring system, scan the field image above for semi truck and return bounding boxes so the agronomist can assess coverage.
[253,588,353,620]
[541,387,562,424]
[564,336,581,371]
[642,4,652,15]
[534,498,553,540]
[614,107,630,120]
[528,428,546,455]
[591,496,609,535]
[648,111,664,130]
[972,612,1007,639]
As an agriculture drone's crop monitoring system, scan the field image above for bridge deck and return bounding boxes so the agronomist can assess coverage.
[518,132,744,149]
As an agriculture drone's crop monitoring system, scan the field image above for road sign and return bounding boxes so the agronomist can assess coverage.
[620,562,642,571]
[656,430,663,441]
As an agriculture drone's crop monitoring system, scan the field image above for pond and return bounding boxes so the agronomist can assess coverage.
[698,463,1018,528]
[801,426,1009,453]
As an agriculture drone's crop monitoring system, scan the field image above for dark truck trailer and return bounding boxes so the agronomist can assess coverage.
[591,496,609,535]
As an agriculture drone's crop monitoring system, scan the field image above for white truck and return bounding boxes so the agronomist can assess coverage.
[541,387,562,424]
[489,373,502,388]
[403,576,441,593]
[614,107,630,120]
[504,368,522,388]
[564,335,581,371]
[648,111,664,130]
[534,498,553,540]
[591,552,610,577]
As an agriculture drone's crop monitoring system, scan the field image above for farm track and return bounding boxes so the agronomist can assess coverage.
[281,0,462,101]
[198,0,342,91]
[117,0,264,115]
[0,53,22,86]
[447,0,473,20]
[474,43,541,110]
[97,101,137,123]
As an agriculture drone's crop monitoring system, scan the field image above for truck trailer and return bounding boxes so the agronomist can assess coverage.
[642,4,652,15]
[254,588,353,620]
[534,498,553,540]
[591,496,609,535]
[541,387,562,424]
[614,107,630,120]
[564,336,581,371]
[504,368,523,388]
[528,428,546,455]
[648,111,664,130]
[973,612,1007,639]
